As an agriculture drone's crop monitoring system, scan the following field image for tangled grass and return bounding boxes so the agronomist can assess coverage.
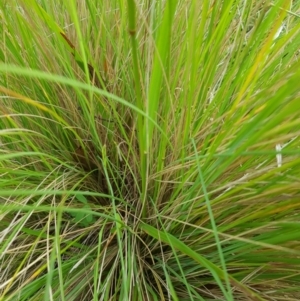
[1,1,300,300]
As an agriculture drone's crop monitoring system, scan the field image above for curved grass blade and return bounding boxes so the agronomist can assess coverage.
[140,222,267,301]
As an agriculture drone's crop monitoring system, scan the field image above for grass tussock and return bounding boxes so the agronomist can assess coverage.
[1,0,300,300]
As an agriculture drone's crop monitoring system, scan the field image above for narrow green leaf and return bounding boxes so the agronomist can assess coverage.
[140,222,267,301]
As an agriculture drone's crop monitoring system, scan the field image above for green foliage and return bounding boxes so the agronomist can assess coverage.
[71,194,96,227]
[1,0,300,300]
